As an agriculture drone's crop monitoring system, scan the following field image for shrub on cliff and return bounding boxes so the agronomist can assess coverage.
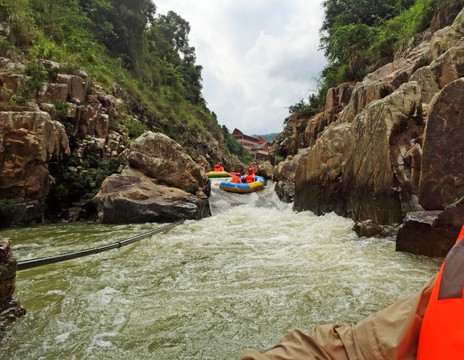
[47,154,128,219]
[315,0,464,107]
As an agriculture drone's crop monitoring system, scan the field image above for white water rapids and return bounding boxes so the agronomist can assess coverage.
[1,179,442,359]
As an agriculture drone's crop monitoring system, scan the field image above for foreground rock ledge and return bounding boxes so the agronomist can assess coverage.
[0,237,25,337]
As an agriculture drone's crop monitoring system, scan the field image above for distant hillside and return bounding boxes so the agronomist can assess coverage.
[254,133,279,143]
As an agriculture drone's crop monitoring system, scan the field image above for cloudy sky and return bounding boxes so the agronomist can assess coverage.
[154,0,327,135]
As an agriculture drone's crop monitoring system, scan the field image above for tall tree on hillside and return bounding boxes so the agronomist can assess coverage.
[320,0,415,80]
[148,11,204,105]
[79,0,156,68]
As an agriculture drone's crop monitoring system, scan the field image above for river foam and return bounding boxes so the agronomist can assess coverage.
[1,180,442,359]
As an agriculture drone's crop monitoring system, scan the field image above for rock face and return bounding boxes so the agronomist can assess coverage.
[295,123,353,216]
[93,132,211,224]
[274,150,308,203]
[418,79,464,210]
[93,167,210,224]
[275,8,464,257]
[343,81,423,224]
[0,237,25,335]
[0,108,71,223]
[0,57,233,226]
[128,132,210,196]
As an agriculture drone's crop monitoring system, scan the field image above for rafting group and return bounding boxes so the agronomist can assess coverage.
[205,163,265,193]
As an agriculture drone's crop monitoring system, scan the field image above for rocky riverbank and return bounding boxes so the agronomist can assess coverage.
[271,8,464,257]
[0,237,25,337]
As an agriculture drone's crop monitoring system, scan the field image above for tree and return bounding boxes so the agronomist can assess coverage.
[149,11,204,105]
[80,0,156,68]
[320,0,415,73]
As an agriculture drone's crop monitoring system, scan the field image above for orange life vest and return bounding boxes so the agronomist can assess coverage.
[214,165,221,171]
[231,175,241,184]
[245,174,254,183]
[417,225,464,359]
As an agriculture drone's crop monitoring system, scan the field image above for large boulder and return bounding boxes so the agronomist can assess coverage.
[270,113,310,162]
[427,7,464,59]
[128,131,210,196]
[273,152,306,203]
[93,167,211,224]
[411,42,464,104]
[0,237,25,336]
[304,82,354,148]
[256,161,273,179]
[294,123,353,215]
[396,210,459,257]
[0,110,70,223]
[343,82,423,224]
[418,79,464,210]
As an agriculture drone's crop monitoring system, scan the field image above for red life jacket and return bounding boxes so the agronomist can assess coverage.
[231,175,241,184]
[214,165,221,171]
[417,225,464,359]
[245,174,254,183]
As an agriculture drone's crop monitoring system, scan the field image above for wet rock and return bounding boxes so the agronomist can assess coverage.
[396,211,458,257]
[129,131,210,196]
[256,161,273,179]
[274,150,307,203]
[354,220,398,238]
[0,237,25,336]
[418,79,464,210]
[0,110,70,200]
[343,82,423,224]
[295,123,352,216]
[354,220,385,237]
[93,167,211,224]
[274,180,295,203]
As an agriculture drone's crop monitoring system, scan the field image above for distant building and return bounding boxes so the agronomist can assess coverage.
[232,128,270,161]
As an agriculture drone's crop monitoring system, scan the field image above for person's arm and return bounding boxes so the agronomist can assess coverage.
[240,276,436,360]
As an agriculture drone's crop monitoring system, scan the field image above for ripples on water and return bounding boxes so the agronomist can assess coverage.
[1,180,442,359]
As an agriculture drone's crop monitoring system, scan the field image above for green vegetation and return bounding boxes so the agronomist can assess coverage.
[288,93,325,118]
[0,0,251,220]
[0,198,16,226]
[291,0,464,116]
[0,0,227,147]
[20,60,47,100]
[123,117,149,140]
[273,155,285,166]
[48,153,128,218]
[221,125,253,164]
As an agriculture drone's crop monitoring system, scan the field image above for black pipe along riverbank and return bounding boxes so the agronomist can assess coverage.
[16,220,184,271]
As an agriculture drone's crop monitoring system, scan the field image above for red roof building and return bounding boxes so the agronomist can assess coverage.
[232,128,270,161]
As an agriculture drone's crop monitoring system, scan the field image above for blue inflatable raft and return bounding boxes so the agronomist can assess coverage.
[219,176,265,193]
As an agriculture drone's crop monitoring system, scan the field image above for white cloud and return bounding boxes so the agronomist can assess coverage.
[154,0,327,135]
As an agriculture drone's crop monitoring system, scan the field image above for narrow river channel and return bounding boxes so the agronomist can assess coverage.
[1,180,442,359]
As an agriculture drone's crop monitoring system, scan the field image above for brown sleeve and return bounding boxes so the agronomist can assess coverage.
[239,276,436,360]
[348,275,436,360]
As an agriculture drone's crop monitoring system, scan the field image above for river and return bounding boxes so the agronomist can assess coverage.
[1,179,442,359]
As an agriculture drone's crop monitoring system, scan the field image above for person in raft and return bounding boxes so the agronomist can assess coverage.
[230,169,236,176]
[244,168,255,183]
[240,226,464,360]
[231,172,242,183]
[214,162,224,171]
